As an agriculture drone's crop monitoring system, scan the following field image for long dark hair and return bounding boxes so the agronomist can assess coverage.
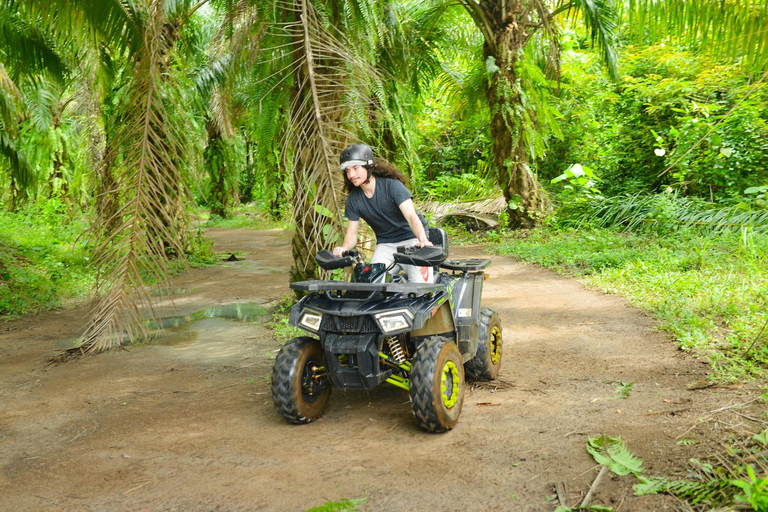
[342,158,409,192]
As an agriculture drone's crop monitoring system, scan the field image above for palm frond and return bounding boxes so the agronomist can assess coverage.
[561,193,768,235]
[71,0,194,356]
[563,0,619,81]
[0,11,66,83]
[626,0,768,71]
[420,195,507,228]
[254,0,387,280]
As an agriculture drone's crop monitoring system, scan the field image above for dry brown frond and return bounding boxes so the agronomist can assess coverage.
[420,195,507,228]
[62,1,192,358]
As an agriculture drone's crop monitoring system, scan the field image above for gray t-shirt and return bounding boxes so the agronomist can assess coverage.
[345,177,428,244]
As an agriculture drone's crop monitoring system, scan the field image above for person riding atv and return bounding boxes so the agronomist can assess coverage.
[333,143,434,284]
[270,145,504,433]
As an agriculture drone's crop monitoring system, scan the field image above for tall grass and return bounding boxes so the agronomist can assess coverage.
[495,194,768,380]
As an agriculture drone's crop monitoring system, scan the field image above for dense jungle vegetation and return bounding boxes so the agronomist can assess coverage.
[1,1,767,506]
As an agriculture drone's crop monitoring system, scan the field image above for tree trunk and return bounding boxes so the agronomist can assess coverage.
[487,29,551,229]
[288,0,348,283]
[205,119,229,219]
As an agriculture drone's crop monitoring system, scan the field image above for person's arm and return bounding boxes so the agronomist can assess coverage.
[333,220,360,256]
[398,199,432,247]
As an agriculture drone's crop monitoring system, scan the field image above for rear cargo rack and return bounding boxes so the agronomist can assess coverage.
[440,259,491,272]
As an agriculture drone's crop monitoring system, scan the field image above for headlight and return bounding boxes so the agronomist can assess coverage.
[299,310,323,332]
[375,309,414,333]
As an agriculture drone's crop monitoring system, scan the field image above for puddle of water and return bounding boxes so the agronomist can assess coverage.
[56,302,269,349]
[145,302,268,330]
[147,302,268,347]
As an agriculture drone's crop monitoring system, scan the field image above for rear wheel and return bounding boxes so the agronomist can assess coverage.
[271,337,331,424]
[409,337,465,433]
[465,308,502,381]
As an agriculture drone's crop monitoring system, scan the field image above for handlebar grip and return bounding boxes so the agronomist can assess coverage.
[342,249,359,258]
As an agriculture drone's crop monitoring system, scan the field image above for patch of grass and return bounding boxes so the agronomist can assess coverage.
[305,498,365,512]
[0,203,93,317]
[494,226,768,380]
[267,294,304,342]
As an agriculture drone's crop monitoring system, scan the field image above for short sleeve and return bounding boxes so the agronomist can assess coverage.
[344,194,360,221]
[388,179,413,206]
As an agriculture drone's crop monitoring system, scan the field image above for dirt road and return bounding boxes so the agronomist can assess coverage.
[0,228,759,511]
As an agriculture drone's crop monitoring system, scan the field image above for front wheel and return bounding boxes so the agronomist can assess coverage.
[409,337,465,433]
[464,308,502,381]
[271,337,331,424]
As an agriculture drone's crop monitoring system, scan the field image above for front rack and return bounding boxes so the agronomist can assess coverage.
[290,280,444,294]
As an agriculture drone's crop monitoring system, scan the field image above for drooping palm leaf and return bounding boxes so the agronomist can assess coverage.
[561,193,768,235]
[626,0,768,71]
[247,0,387,281]
[66,0,197,356]
[557,0,619,81]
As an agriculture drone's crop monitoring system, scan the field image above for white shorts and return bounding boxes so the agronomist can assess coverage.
[371,239,434,283]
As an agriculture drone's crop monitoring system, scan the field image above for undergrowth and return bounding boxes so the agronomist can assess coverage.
[202,204,289,230]
[0,203,92,318]
[572,432,768,511]
[494,225,768,381]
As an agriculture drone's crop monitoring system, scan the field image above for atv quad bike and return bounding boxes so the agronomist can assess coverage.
[271,228,503,433]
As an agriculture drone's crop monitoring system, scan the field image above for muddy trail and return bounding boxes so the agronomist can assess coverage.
[0,228,760,511]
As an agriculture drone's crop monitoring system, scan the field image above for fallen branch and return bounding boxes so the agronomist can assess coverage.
[580,466,609,509]
[554,481,570,507]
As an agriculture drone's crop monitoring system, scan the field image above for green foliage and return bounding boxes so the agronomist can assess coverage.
[606,380,634,399]
[586,436,644,476]
[268,294,303,342]
[0,201,91,316]
[422,173,498,202]
[541,44,768,202]
[732,465,768,510]
[551,163,602,203]
[203,204,288,230]
[556,192,768,236]
[634,459,768,509]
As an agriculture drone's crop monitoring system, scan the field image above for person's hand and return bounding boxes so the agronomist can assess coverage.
[416,239,433,248]
[332,246,345,257]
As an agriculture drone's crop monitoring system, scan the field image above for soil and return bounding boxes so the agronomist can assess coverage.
[0,227,762,512]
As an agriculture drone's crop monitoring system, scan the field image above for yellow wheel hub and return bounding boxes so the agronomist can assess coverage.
[490,326,502,365]
[440,361,460,408]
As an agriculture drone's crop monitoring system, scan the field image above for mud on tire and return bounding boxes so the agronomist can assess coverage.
[271,337,331,424]
[409,336,464,433]
[464,308,502,381]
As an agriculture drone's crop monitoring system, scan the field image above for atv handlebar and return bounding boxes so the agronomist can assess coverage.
[315,250,355,270]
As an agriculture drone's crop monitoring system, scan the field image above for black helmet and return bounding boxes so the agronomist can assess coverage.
[339,143,374,170]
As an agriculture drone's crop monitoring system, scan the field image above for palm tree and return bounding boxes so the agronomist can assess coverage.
[0,6,67,209]
[6,0,206,356]
[457,0,619,228]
